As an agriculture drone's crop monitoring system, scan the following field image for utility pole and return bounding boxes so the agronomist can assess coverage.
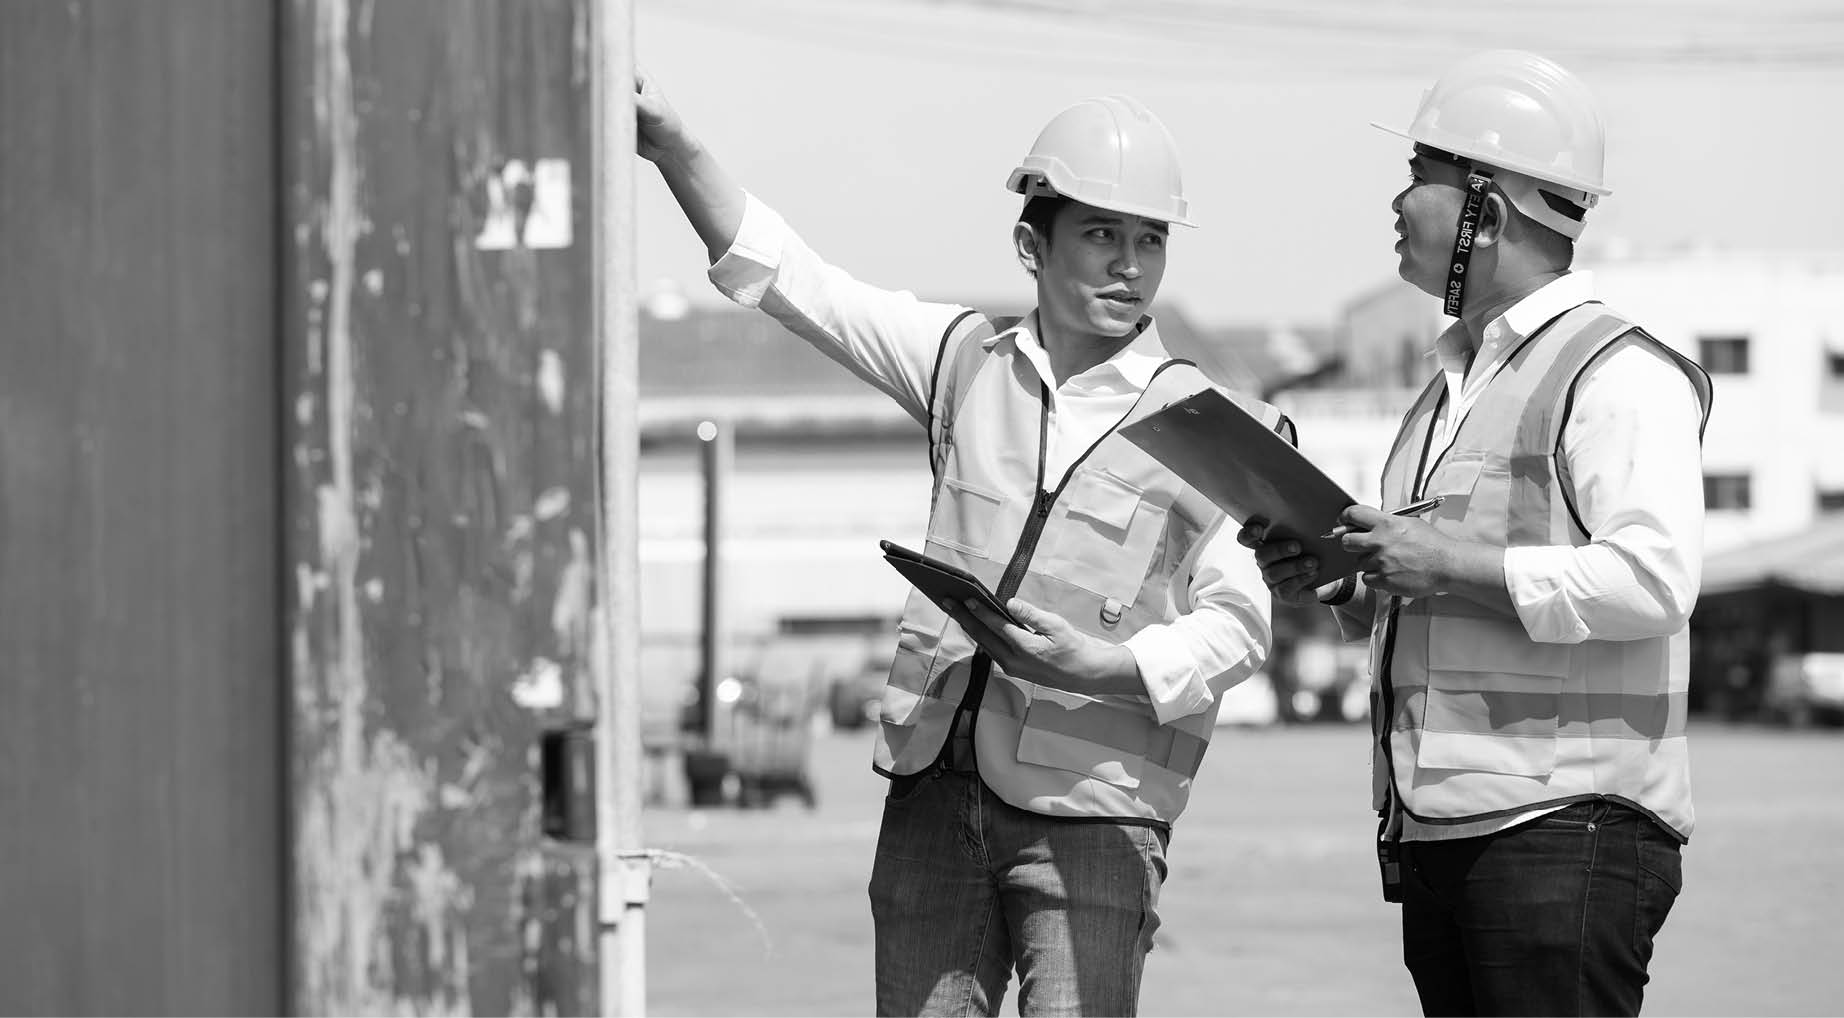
[590,0,647,1014]
[697,419,731,742]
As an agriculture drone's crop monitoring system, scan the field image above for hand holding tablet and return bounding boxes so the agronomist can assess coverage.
[879,540,1039,634]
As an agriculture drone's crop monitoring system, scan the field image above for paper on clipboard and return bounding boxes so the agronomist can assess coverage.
[1118,389,1365,579]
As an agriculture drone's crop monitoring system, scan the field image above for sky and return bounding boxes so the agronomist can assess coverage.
[633,0,1844,330]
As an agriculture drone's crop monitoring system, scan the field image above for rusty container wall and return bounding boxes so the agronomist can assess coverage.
[280,0,600,1013]
[0,2,285,1014]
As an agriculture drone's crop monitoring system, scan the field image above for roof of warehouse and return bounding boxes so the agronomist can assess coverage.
[1702,516,1844,596]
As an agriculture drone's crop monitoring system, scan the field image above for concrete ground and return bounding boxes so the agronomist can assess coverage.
[641,720,1844,1016]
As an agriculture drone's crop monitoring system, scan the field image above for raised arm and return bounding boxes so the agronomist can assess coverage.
[635,71,744,262]
[633,72,972,425]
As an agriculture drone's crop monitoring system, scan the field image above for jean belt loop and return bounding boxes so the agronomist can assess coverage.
[947,728,977,772]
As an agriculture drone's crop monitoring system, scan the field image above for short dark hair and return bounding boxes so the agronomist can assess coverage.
[1017,194,1071,246]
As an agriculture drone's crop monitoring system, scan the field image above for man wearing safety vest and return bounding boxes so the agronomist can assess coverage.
[637,76,1288,1016]
[1242,51,1711,1016]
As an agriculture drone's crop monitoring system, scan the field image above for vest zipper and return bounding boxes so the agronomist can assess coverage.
[1378,304,1585,827]
[954,384,1054,735]
[995,360,1187,599]
[995,388,1055,600]
[956,364,1182,727]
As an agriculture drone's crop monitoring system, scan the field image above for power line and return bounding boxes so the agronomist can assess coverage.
[947,0,1844,69]
[646,0,1844,79]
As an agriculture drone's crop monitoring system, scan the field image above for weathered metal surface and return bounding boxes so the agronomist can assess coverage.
[281,0,598,1012]
[0,2,284,1013]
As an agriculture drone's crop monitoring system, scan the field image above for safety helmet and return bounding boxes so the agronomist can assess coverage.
[1374,49,1608,241]
[1007,95,1195,228]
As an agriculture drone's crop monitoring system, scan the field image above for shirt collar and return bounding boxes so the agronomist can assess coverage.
[1432,271,1596,370]
[987,311,1170,392]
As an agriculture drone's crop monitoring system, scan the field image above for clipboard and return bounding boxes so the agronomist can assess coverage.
[1117,389,1366,579]
[880,540,1039,634]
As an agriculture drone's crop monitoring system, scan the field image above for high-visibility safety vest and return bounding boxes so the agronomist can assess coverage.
[872,311,1290,824]
[1369,302,1713,840]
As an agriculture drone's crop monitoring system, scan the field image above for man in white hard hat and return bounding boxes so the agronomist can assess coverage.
[1240,51,1710,1016]
[637,77,1289,1016]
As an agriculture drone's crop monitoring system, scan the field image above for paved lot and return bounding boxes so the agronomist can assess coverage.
[642,721,1844,1016]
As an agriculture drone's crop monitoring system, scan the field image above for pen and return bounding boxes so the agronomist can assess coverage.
[1320,495,1446,539]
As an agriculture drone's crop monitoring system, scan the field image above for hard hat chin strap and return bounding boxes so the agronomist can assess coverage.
[1443,167,1494,318]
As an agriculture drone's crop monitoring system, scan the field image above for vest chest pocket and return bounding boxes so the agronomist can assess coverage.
[1418,452,1490,527]
[928,477,1008,561]
[1035,469,1168,605]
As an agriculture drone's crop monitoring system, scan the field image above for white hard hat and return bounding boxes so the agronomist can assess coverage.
[1007,95,1195,228]
[1375,49,1608,240]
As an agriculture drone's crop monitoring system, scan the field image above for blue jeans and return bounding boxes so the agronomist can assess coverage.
[868,768,1168,1016]
[1399,799,1684,1017]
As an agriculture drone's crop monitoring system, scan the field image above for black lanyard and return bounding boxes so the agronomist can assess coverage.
[1443,168,1494,319]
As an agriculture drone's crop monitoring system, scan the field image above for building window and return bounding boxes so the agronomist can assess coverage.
[1704,473,1752,511]
[1698,335,1750,374]
[1819,490,1844,513]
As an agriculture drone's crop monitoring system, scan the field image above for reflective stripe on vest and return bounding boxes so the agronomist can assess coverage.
[872,314,1288,823]
[1370,303,1713,839]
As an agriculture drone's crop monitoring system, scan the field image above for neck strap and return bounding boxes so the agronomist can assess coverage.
[1443,168,1494,318]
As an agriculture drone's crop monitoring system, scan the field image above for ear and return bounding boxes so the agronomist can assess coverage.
[1476,191,1509,249]
[1012,222,1042,277]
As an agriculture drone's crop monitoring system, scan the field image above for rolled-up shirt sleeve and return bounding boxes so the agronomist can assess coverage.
[707,192,968,425]
[1502,339,1706,644]
[1124,520,1273,725]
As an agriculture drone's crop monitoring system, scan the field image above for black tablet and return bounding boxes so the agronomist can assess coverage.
[880,540,1037,634]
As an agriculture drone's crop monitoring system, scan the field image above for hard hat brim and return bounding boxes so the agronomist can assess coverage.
[1007,168,1198,228]
[1370,120,1613,197]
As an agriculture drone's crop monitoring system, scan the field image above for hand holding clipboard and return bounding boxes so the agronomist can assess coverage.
[1118,390,1372,579]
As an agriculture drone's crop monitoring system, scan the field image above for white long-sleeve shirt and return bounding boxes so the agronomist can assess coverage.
[1439,272,1705,643]
[707,193,1271,724]
[1334,273,1707,842]
[1336,272,1705,647]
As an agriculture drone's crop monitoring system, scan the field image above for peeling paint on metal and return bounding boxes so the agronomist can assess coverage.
[294,3,469,1013]
[292,1,598,1011]
[550,528,591,652]
[473,158,572,251]
[553,528,596,713]
[295,562,319,615]
[532,486,570,522]
[537,348,565,415]
[511,657,566,710]
[504,514,533,546]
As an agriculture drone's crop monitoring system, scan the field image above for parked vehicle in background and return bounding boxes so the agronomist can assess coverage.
[1213,671,1280,727]
[827,640,893,730]
[1765,652,1844,727]
[1270,635,1370,724]
[682,634,852,809]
